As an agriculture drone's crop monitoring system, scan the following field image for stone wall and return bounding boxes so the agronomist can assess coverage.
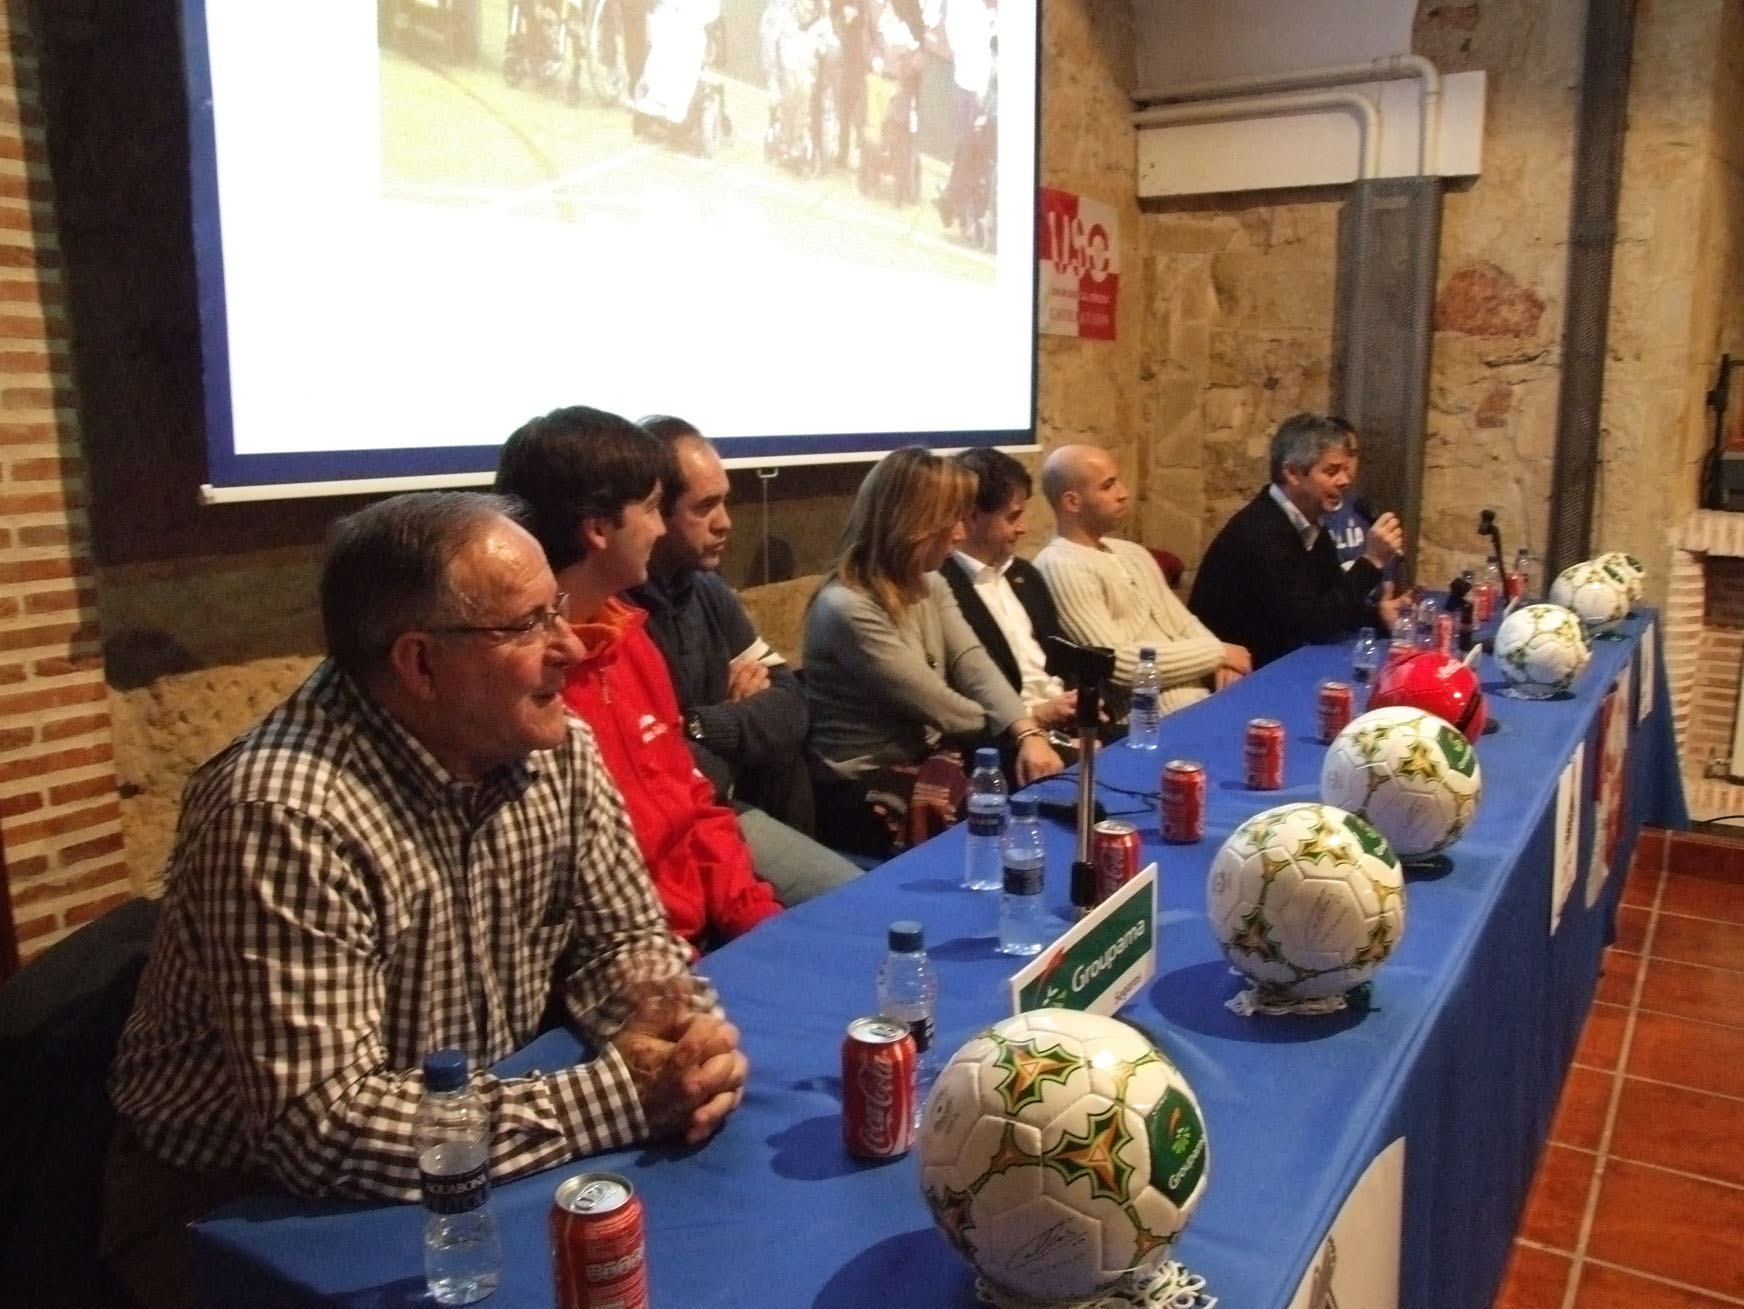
[1131,1,1741,610]
[1412,0,1580,589]
[1034,1,1140,540]
[1600,0,1738,602]
[1141,199,1342,574]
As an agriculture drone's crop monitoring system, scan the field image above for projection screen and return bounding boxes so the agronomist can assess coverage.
[184,0,1039,502]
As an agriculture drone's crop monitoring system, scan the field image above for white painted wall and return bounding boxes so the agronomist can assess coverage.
[1132,0,1420,92]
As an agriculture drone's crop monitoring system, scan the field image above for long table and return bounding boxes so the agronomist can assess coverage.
[190,611,1686,1309]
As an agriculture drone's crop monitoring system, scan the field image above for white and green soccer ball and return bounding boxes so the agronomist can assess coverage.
[1205,802,1406,1002]
[919,1008,1209,1304]
[1592,551,1646,604]
[1494,601,1591,697]
[1550,561,1629,636]
[1320,706,1483,860]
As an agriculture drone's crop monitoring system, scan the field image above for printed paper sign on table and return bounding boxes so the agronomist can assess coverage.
[1009,863,1156,1016]
[1038,187,1119,340]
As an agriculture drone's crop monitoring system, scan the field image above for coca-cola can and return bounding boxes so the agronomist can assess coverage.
[1472,582,1495,624]
[1316,681,1354,744]
[551,1171,649,1309]
[1244,718,1286,790]
[1433,611,1456,655]
[1160,759,1206,844]
[842,1016,917,1160]
[1091,820,1142,904]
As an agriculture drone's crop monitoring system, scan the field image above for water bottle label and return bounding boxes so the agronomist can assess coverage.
[421,1160,489,1215]
[906,1012,934,1054]
[1003,861,1043,895]
[1132,690,1158,713]
[967,810,1005,837]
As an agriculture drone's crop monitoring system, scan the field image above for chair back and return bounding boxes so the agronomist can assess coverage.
[0,895,159,1308]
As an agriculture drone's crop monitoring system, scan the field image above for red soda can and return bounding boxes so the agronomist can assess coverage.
[1244,718,1286,790]
[1472,582,1495,624]
[551,1172,649,1309]
[1316,681,1354,744]
[1160,759,1206,843]
[842,1016,917,1160]
[1091,819,1142,903]
[1433,611,1456,655]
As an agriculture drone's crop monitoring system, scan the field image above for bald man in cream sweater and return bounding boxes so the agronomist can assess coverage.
[1032,445,1251,715]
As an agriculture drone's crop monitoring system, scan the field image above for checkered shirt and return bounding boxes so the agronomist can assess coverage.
[108,661,700,1202]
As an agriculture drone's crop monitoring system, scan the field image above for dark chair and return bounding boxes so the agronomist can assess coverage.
[0,895,159,1309]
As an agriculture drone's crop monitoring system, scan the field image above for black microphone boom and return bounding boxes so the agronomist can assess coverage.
[1477,509,1506,574]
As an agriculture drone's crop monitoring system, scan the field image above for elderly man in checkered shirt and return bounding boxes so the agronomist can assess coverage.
[101,491,747,1309]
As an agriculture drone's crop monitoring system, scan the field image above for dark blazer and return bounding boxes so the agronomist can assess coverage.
[939,554,1072,694]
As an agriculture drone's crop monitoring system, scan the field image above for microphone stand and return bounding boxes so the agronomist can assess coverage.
[1069,675,1102,918]
[1040,639,1114,919]
[1477,509,1507,576]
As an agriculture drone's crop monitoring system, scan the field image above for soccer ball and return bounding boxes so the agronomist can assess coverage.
[1494,602,1590,698]
[919,1009,1209,1303]
[1592,551,1646,604]
[1550,562,1629,636]
[1367,649,1488,742]
[1205,801,1406,1001]
[1320,705,1484,860]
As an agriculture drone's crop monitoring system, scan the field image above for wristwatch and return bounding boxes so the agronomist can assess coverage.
[684,710,706,742]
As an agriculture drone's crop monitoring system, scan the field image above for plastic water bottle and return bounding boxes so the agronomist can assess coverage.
[417,1049,502,1306]
[876,920,940,1118]
[1512,547,1541,603]
[1128,646,1161,750]
[998,795,1048,957]
[962,747,1008,891]
[1414,594,1441,650]
[1388,594,1417,663]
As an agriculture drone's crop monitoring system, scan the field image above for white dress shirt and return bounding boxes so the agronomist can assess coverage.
[953,550,1064,712]
[1269,482,1320,550]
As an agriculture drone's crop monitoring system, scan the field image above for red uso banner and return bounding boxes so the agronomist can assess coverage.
[1038,187,1119,341]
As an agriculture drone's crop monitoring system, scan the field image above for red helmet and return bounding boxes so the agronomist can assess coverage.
[1368,650,1488,742]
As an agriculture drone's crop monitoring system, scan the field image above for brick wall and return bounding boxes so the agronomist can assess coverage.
[1666,512,1744,823]
[0,3,130,963]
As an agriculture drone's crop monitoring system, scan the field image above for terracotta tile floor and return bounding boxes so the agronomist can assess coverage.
[1495,827,1744,1307]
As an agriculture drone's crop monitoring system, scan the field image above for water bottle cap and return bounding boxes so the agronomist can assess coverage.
[1138,646,1156,661]
[973,746,999,770]
[888,920,924,953]
[1010,794,1038,818]
[422,1048,468,1092]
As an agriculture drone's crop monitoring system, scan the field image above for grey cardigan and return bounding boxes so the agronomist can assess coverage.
[802,574,1027,777]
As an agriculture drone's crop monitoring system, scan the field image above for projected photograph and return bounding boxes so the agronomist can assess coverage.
[377,0,1001,277]
[187,1,1036,498]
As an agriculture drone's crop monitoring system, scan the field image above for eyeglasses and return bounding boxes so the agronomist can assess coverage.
[428,593,571,645]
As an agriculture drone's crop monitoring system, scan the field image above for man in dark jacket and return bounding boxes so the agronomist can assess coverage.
[1188,412,1403,669]
[941,447,1078,732]
[630,416,862,899]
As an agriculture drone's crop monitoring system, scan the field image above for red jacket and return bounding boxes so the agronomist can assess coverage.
[561,599,780,953]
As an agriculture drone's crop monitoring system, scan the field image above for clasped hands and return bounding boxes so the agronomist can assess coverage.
[1214,642,1252,692]
[609,977,748,1147]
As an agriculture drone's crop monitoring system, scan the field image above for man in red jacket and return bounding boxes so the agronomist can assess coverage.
[496,405,781,954]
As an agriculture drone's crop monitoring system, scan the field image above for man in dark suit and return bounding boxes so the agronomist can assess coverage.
[942,448,1078,734]
[1188,412,1403,669]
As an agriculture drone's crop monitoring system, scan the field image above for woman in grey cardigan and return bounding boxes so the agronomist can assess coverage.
[803,447,1063,856]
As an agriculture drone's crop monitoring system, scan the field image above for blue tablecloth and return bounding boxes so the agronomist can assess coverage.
[190,611,1686,1309]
